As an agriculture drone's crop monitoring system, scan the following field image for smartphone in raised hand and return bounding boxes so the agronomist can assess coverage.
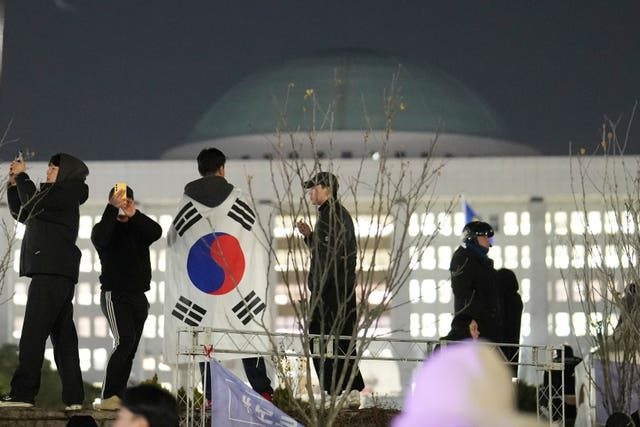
[113,182,127,200]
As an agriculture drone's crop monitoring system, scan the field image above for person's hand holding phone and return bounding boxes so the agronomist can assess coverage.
[9,155,26,186]
[121,198,136,218]
[109,183,127,208]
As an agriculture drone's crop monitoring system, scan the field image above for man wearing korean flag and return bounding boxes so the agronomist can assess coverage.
[164,147,273,400]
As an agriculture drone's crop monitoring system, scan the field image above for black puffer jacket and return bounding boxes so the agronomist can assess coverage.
[305,200,358,335]
[7,153,89,282]
[91,204,162,293]
[448,244,502,342]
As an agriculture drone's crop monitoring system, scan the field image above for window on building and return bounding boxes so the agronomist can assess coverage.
[410,313,420,337]
[570,211,586,235]
[605,245,619,268]
[588,211,602,235]
[621,211,636,234]
[438,280,451,304]
[520,212,531,235]
[587,245,602,268]
[143,315,156,338]
[159,215,173,238]
[94,317,109,338]
[504,212,519,236]
[504,245,518,269]
[554,212,568,235]
[93,348,108,371]
[572,312,587,336]
[408,214,420,237]
[438,313,452,337]
[437,246,451,270]
[147,281,157,304]
[491,245,502,269]
[453,212,466,236]
[544,212,551,235]
[521,313,530,337]
[520,245,531,269]
[13,249,20,273]
[13,316,23,339]
[76,283,92,305]
[437,213,452,236]
[520,278,530,303]
[80,249,93,273]
[421,313,437,337]
[409,280,420,303]
[79,348,91,372]
[149,249,157,271]
[157,249,166,272]
[571,245,585,268]
[555,312,571,336]
[93,283,101,305]
[77,316,91,337]
[13,282,27,305]
[554,245,569,269]
[158,282,165,303]
[421,280,437,303]
[143,357,157,371]
[421,213,436,236]
[604,210,618,234]
[79,215,93,239]
[554,280,568,302]
[420,246,436,270]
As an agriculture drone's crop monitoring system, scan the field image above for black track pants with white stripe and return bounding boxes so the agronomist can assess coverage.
[100,291,148,399]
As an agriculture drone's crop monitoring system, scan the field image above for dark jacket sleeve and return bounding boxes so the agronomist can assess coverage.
[128,210,163,245]
[12,174,87,224]
[450,251,484,320]
[91,204,120,249]
[9,173,37,222]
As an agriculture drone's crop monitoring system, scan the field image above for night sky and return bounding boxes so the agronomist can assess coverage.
[0,1,639,161]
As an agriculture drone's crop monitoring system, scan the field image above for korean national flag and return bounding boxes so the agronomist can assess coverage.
[164,189,272,363]
[210,359,303,427]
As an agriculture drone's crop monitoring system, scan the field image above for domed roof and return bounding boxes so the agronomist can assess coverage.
[164,50,538,159]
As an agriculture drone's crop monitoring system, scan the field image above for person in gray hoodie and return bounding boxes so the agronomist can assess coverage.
[1,153,88,409]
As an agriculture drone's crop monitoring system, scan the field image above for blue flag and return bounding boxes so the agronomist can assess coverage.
[463,200,493,245]
[464,201,480,223]
[210,359,303,427]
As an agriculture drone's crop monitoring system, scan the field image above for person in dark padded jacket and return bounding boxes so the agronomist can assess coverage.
[443,221,502,344]
[91,185,162,410]
[295,171,365,409]
[1,153,88,409]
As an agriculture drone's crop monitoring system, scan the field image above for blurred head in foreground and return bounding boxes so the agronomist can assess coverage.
[393,341,549,427]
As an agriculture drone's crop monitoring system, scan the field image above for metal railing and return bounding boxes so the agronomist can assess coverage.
[172,327,566,427]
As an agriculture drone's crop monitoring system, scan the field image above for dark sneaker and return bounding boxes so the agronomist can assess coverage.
[0,396,34,408]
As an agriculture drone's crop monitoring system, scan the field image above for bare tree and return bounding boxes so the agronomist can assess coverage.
[244,69,453,426]
[566,102,640,420]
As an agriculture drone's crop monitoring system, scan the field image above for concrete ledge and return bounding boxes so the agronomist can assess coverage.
[0,407,116,427]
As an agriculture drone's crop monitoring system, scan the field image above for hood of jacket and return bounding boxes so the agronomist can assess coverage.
[55,153,89,183]
[184,175,233,207]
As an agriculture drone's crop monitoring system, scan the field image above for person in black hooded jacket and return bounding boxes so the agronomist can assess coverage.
[1,153,88,409]
[91,185,162,410]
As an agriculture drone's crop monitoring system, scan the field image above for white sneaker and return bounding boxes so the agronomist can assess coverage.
[64,404,83,411]
[0,397,33,408]
[93,395,121,411]
[346,390,360,409]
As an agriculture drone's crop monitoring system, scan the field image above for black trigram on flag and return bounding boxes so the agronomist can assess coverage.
[172,296,207,326]
[227,198,255,231]
[173,202,202,237]
[232,291,266,325]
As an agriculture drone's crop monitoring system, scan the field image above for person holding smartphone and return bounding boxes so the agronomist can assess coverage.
[91,184,162,410]
[1,153,88,409]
